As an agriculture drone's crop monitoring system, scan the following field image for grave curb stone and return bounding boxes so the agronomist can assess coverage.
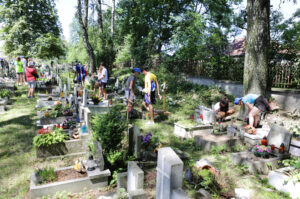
[30,166,110,199]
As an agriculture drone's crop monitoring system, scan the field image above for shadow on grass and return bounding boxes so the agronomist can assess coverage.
[0,114,36,159]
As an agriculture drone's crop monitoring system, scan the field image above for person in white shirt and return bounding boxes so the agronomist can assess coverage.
[98,62,108,99]
[213,98,235,120]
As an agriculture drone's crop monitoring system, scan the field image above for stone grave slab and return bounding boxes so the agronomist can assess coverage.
[194,132,241,151]
[127,161,146,199]
[242,124,270,145]
[38,116,67,126]
[36,135,90,158]
[173,123,213,139]
[156,147,189,199]
[230,151,279,174]
[30,166,110,199]
[267,124,292,154]
[268,167,300,199]
[94,141,105,171]
[195,107,216,125]
[290,140,300,157]
[230,124,292,174]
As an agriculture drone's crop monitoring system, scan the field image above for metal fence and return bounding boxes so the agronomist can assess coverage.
[126,57,300,89]
[270,60,300,89]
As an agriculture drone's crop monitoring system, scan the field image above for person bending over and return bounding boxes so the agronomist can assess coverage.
[234,94,271,134]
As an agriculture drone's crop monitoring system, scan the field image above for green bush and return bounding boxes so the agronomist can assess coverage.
[0,89,12,98]
[33,128,68,148]
[91,106,127,153]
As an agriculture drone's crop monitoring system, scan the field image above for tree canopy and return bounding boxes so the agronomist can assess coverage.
[0,0,65,59]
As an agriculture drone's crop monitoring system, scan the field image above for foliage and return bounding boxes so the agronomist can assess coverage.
[0,89,12,98]
[0,0,62,57]
[36,167,56,184]
[279,157,300,169]
[91,106,127,153]
[106,150,123,165]
[33,128,68,148]
[32,33,66,60]
[211,144,227,158]
[191,168,220,195]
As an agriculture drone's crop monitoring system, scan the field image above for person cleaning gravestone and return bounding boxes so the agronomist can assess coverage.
[235,94,271,135]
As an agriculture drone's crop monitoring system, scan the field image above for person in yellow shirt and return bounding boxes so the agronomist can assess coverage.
[142,67,161,124]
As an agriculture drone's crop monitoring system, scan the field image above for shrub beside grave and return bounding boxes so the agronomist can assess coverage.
[91,106,128,171]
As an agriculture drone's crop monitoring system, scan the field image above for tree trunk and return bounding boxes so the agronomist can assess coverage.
[243,0,270,96]
[96,0,103,31]
[77,0,96,73]
[111,0,115,36]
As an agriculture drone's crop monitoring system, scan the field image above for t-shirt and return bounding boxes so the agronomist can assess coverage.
[213,102,220,112]
[15,61,23,73]
[76,64,85,82]
[25,67,38,81]
[144,72,157,94]
[100,67,108,83]
[125,74,137,91]
[242,94,259,104]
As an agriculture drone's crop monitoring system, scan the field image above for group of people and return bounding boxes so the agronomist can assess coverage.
[14,56,38,98]
[124,66,161,125]
[213,94,271,134]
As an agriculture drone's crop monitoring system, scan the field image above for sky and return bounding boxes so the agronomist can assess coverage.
[56,0,299,42]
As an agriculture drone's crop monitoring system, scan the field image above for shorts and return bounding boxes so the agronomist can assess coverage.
[125,90,135,101]
[17,72,23,75]
[144,91,156,105]
[254,95,270,112]
[28,81,36,88]
[100,82,107,89]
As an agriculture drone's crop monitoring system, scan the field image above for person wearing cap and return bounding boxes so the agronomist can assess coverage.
[15,57,24,86]
[234,94,271,134]
[125,68,141,108]
[25,61,38,98]
[142,66,161,124]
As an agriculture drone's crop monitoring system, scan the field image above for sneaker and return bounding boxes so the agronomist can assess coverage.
[27,96,31,99]
[146,121,155,125]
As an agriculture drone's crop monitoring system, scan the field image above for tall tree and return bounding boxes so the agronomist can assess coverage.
[77,0,96,72]
[0,0,62,58]
[111,0,115,36]
[243,0,270,95]
[96,0,103,31]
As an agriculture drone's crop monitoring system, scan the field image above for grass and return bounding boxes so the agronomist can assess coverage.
[0,88,75,199]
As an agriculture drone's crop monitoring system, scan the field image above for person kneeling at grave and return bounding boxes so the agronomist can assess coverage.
[234,94,271,134]
[213,98,235,120]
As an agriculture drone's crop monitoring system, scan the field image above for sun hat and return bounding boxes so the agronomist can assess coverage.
[133,68,141,73]
[234,98,242,105]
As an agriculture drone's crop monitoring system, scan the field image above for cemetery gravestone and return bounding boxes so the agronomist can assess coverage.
[156,147,189,199]
[267,124,292,155]
[127,161,146,199]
